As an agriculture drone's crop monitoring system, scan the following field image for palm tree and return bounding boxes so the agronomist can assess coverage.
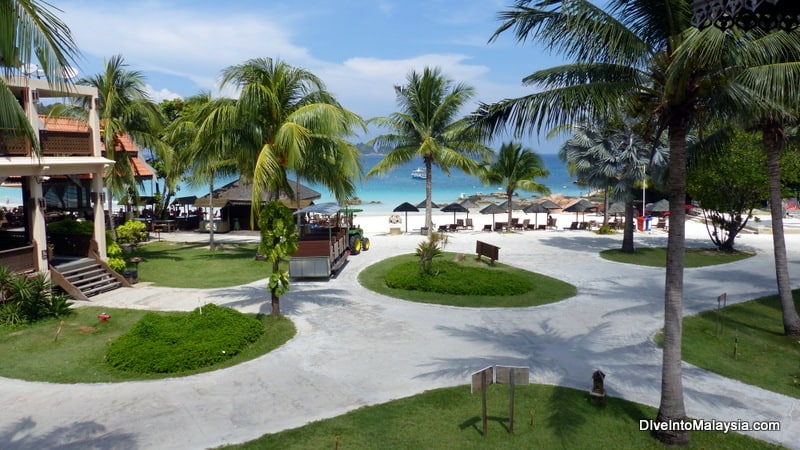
[164,92,238,250]
[0,0,81,153]
[479,142,550,226]
[367,67,491,231]
[213,57,364,220]
[471,1,795,444]
[559,119,666,253]
[76,55,165,240]
[725,30,800,335]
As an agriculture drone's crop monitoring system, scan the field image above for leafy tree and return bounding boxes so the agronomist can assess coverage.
[215,57,365,222]
[75,55,166,240]
[258,201,298,316]
[0,0,80,153]
[368,67,491,231]
[688,130,768,251]
[472,0,797,443]
[479,142,550,226]
[559,118,667,253]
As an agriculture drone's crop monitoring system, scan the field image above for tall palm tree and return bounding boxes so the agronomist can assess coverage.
[76,55,165,240]
[559,119,667,253]
[0,0,80,153]
[724,29,800,335]
[479,142,550,225]
[471,0,794,444]
[214,57,364,220]
[164,92,238,250]
[368,67,491,231]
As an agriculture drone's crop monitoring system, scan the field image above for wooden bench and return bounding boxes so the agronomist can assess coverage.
[475,240,499,265]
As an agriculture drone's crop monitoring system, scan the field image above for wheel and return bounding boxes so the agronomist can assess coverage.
[348,234,362,255]
[362,237,370,251]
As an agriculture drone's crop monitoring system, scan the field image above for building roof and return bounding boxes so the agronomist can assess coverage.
[195,179,321,209]
[39,115,155,179]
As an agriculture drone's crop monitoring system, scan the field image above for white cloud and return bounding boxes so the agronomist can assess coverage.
[145,84,182,103]
[61,1,316,92]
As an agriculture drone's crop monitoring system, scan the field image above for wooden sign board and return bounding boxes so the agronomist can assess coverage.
[470,366,494,394]
[495,366,530,385]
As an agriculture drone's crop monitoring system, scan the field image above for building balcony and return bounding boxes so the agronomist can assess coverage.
[0,129,94,157]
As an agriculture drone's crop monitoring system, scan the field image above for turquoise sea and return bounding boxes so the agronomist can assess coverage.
[0,153,582,213]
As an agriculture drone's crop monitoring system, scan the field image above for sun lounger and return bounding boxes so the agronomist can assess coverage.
[565,221,579,230]
[482,224,492,232]
[448,223,459,232]
[465,218,474,230]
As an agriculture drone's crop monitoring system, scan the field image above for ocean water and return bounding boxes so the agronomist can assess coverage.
[0,153,582,213]
[304,153,582,213]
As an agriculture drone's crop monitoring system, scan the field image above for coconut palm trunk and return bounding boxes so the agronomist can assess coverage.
[106,184,116,241]
[208,179,215,251]
[425,157,433,231]
[622,200,635,253]
[655,121,690,446]
[763,125,800,336]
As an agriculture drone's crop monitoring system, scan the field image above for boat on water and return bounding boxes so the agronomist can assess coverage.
[411,168,425,179]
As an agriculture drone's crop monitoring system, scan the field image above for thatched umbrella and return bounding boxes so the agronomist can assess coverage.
[563,199,597,221]
[440,202,469,223]
[480,203,506,230]
[393,201,419,233]
[523,202,549,228]
[417,200,440,209]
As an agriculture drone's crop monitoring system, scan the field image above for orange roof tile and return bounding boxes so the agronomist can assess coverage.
[38,115,154,178]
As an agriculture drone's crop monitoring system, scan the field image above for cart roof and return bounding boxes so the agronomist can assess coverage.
[293,202,342,216]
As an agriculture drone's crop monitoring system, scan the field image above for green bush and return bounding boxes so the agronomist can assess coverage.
[106,304,264,373]
[45,218,93,235]
[0,272,73,325]
[595,224,617,235]
[384,260,533,296]
[105,233,127,273]
[116,220,148,244]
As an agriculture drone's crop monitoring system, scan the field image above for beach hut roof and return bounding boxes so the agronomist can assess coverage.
[194,179,321,209]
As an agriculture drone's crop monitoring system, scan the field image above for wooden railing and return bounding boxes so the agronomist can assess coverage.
[0,129,93,157]
[0,245,37,274]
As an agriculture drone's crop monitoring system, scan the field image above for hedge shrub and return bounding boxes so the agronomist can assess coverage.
[106,304,264,373]
[384,260,533,296]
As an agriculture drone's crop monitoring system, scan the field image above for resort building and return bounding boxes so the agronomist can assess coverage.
[0,75,127,298]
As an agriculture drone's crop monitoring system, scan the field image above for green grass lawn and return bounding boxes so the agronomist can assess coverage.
[677,291,800,399]
[128,241,278,288]
[358,253,576,307]
[600,247,754,267]
[222,384,777,449]
[0,306,295,383]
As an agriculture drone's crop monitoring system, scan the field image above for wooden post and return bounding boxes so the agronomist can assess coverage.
[509,367,516,434]
[481,370,488,437]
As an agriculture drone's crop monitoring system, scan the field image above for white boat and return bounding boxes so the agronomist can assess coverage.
[411,168,425,179]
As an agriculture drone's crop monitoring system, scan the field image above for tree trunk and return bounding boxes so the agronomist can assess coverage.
[507,188,514,227]
[655,120,690,446]
[208,178,215,251]
[425,157,433,231]
[603,188,610,226]
[107,185,117,242]
[763,125,800,336]
[271,259,281,316]
[621,199,635,253]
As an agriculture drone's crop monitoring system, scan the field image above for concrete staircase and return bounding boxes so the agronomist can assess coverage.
[51,258,124,300]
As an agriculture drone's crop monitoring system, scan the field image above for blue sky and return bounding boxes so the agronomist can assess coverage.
[55,0,574,153]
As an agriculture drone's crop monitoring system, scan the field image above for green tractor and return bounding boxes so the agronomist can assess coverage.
[341,207,370,255]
